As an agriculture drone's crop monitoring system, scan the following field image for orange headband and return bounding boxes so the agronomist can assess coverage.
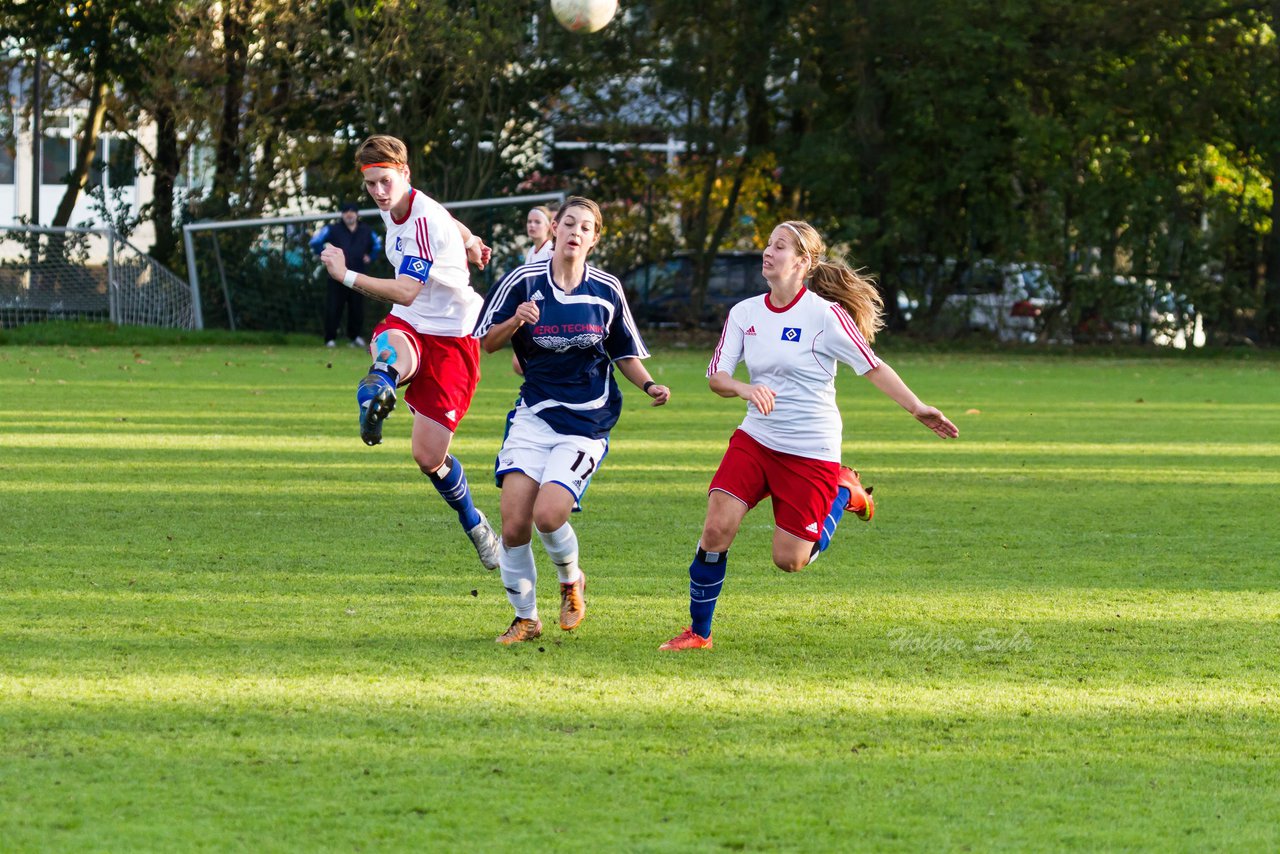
[360,162,405,172]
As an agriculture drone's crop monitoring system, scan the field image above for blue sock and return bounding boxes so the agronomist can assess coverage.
[815,487,851,554]
[427,455,482,530]
[689,546,728,639]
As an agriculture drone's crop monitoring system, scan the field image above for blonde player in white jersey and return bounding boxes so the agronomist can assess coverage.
[318,134,502,572]
[523,205,555,264]
[660,219,959,651]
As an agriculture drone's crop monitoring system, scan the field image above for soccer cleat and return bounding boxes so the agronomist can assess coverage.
[466,510,501,571]
[837,466,875,522]
[659,627,713,651]
[559,572,586,631]
[496,617,542,645]
[356,370,397,446]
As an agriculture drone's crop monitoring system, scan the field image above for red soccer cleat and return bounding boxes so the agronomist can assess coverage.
[837,466,875,522]
[659,627,713,651]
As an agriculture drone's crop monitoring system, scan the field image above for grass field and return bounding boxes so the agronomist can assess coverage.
[1,340,1278,850]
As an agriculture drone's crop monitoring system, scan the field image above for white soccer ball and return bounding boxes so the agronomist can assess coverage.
[550,0,618,33]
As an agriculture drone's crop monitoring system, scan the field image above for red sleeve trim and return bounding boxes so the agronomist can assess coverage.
[831,304,879,366]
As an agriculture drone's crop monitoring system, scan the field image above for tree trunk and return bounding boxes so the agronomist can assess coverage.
[150,103,180,267]
[1261,167,1280,345]
[211,0,249,214]
[51,79,109,228]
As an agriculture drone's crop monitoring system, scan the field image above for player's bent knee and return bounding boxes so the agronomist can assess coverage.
[532,510,571,534]
[502,524,533,547]
[415,452,448,475]
[772,549,808,572]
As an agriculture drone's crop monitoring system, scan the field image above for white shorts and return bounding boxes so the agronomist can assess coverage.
[495,405,608,502]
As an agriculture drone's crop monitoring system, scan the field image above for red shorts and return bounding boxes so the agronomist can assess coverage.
[372,315,480,433]
[708,430,840,542]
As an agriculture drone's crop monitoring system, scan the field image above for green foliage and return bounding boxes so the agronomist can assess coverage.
[1,345,1279,847]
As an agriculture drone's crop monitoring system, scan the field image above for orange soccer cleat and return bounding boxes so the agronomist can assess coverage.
[495,617,542,645]
[837,466,875,522]
[658,627,713,651]
[559,572,586,631]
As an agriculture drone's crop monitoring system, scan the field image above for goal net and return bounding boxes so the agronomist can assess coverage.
[0,225,198,330]
[181,192,566,334]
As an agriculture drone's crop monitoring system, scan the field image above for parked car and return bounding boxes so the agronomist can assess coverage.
[622,251,765,327]
[1098,276,1205,349]
[941,261,1060,343]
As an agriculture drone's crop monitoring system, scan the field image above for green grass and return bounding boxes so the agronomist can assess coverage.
[1,340,1278,850]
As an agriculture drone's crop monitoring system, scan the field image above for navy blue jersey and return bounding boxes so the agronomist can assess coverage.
[474,260,649,439]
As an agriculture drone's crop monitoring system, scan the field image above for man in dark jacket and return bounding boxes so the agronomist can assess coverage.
[310,202,382,347]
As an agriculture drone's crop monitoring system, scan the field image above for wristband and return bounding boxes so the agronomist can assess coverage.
[464,235,480,250]
[342,270,357,288]
[643,380,656,393]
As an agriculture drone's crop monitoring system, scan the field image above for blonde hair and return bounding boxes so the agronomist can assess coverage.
[528,205,553,226]
[354,135,409,170]
[779,220,884,343]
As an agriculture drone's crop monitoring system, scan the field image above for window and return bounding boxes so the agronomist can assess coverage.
[42,136,71,184]
[0,142,14,184]
[88,138,137,190]
[109,138,136,185]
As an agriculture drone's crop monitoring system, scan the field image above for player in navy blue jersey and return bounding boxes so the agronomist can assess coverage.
[474,196,671,645]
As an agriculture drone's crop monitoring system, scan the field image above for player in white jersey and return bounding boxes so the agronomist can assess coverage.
[523,205,555,264]
[318,134,501,572]
[475,197,671,645]
[660,220,959,651]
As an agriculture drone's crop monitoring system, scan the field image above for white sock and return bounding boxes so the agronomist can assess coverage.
[537,522,581,584]
[499,541,538,620]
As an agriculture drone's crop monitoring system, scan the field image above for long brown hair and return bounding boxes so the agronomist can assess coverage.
[780,220,884,343]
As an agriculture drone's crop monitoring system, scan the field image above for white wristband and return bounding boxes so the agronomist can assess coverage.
[342,270,357,288]
[464,235,479,250]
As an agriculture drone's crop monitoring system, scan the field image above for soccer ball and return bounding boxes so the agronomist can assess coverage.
[550,0,618,33]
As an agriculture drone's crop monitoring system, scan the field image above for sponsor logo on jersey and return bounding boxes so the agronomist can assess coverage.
[395,236,403,252]
[744,325,757,336]
[530,291,544,301]
[573,478,584,488]
[781,327,802,342]
[805,521,820,533]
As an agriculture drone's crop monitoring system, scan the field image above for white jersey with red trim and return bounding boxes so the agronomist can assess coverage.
[380,188,483,337]
[524,239,554,264]
[707,288,881,462]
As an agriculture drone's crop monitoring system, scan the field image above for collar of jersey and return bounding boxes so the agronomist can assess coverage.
[765,287,806,313]
[390,189,416,226]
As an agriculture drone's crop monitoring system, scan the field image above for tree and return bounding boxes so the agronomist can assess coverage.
[1,1,174,228]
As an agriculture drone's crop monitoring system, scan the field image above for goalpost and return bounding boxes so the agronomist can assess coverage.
[0,224,198,330]
[180,192,566,332]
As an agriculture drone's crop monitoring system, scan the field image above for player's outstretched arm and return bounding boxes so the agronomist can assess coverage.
[864,363,959,439]
[616,357,670,406]
[320,244,422,305]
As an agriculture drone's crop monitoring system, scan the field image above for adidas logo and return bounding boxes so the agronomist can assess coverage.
[744,325,757,336]
[444,409,457,421]
[805,521,819,533]
[530,291,544,301]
